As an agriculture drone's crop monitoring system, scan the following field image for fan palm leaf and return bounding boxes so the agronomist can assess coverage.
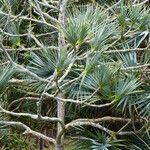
[0,65,14,94]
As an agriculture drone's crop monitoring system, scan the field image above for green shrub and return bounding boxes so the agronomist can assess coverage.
[0,132,36,150]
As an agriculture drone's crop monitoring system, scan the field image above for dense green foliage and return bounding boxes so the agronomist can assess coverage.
[0,132,36,150]
[0,0,150,149]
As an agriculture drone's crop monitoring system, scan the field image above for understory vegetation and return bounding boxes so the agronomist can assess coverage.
[0,0,150,150]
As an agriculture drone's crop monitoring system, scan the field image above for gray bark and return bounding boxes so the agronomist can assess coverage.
[56,92,65,150]
[56,143,64,150]
[38,137,44,150]
[56,0,68,149]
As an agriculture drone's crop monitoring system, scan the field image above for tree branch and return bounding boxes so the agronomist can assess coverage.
[0,105,65,129]
[0,121,56,144]
[44,93,116,108]
[66,116,143,128]
[0,11,57,29]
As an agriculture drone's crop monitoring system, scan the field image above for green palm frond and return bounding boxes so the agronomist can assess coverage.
[116,32,149,67]
[0,65,14,94]
[66,81,91,101]
[60,5,106,47]
[28,48,73,78]
[6,22,21,47]
[142,50,150,64]
[117,1,150,30]
[77,64,118,102]
[0,0,22,47]
[83,65,113,91]
[136,94,150,117]
[118,51,138,67]
[66,63,122,103]
[117,2,128,30]
[139,13,150,30]
[128,31,149,48]
[115,76,142,113]
[84,52,103,75]
[128,4,142,26]
[28,50,55,78]
[73,129,125,150]
[90,22,118,51]
[115,76,141,101]
[28,48,74,92]
[0,0,20,13]
[127,132,150,150]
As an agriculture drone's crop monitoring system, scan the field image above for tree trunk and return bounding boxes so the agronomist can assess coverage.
[38,137,44,150]
[56,92,65,150]
[56,1,68,149]
[56,143,64,150]
[38,129,45,150]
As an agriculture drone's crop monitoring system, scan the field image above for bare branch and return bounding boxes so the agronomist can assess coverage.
[66,116,143,128]
[0,46,58,52]
[121,64,150,70]
[58,60,75,83]
[44,93,116,108]
[104,48,150,54]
